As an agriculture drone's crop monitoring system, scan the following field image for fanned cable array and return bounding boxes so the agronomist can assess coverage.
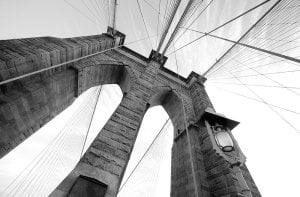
[205,0,300,77]
[0,86,102,197]
[161,0,202,55]
[157,0,182,52]
[157,0,203,54]
[204,0,300,132]
[64,0,117,31]
[1,0,300,196]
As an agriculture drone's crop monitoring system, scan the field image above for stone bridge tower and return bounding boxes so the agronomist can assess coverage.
[0,28,261,197]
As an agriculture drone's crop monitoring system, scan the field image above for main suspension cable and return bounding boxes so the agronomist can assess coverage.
[0,34,157,86]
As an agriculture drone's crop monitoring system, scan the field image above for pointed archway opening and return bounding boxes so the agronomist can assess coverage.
[0,84,123,196]
[118,85,187,197]
[118,105,174,197]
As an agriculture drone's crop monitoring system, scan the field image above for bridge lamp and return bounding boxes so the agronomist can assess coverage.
[201,109,251,197]
[213,123,234,152]
[201,109,246,164]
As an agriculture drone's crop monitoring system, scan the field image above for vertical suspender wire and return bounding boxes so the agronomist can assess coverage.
[173,43,200,197]
[79,85,103,158]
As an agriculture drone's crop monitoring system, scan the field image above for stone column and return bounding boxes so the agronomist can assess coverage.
[0,28,125,158]
[50,89,149,197]
[51,51,163,197]
[171,73,213,197]
[171,124,210,197]
[172,72,261,197]
[0,70,77,158]
[196,107,262,197]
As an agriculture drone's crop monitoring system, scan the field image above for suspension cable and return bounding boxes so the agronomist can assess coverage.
[229,72,299,132]
[0,34,157,86]
[157,0,182,52]
[1,88,99,196]
[207,83,300,116]
[118,118,170,193]
[173,0,214,44]
[79,85,103,158]
[205,0,299,78]
[166,0,271,56]
[203,0,282,77]
[183,28,300,64]
[162,0,202,55]
[211,68,300,80]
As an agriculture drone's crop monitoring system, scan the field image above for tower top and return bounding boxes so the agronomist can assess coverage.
[149,50,168,66]
[107,26,126,45]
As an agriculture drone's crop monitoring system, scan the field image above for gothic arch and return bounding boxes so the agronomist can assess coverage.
[0,60,137,158]
[148,86,188,137]
[74,57,137,95]
[118,105,173,197]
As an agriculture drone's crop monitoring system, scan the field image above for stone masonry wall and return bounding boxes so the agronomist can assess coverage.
[0,70,76,157]
[51,58,161,196]
[199,124,246,197]
[0,33,117,157]
[0,31,261,197]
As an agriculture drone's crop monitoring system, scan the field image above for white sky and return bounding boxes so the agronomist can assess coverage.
[0,0,300,196]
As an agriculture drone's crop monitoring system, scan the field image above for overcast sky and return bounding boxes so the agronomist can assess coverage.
[0,0,299,196]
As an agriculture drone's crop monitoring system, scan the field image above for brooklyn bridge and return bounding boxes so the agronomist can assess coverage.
[0,0,299,196]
